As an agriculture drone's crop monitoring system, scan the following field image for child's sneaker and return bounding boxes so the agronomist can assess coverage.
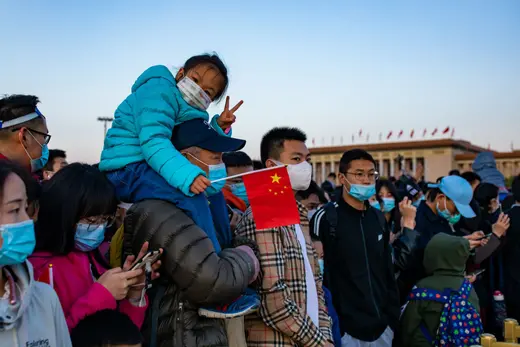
[198,290,259,319]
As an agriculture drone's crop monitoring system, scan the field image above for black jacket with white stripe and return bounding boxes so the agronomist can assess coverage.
[310,197,400,342]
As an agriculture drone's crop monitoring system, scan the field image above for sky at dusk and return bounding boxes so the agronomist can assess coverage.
[1,0,519,163]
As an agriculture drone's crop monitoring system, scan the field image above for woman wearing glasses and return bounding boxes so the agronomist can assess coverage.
[29,163,160,331]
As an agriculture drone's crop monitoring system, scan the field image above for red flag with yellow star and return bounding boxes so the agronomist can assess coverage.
[242,166,300,230]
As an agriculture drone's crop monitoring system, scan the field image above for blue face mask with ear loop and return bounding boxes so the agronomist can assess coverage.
[436,198,461,225]
[0,220,36,265]
[24,130,49,172]
[382,197,396,212]
[413,195,425,208]
[231,182,249,205]
[75,223,107,252]
[342,174,376,201]
[187,153,228,196]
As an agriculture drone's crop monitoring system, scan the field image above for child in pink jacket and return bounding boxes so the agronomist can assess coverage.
[29,163,160,331]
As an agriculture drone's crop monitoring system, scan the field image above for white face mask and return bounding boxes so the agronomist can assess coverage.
[273,160,312,191]
[177,76,212,110]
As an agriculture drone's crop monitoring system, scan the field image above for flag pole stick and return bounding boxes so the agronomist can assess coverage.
[210,165,287,184]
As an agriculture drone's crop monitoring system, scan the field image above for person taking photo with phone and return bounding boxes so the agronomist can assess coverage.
[29,163,161,331]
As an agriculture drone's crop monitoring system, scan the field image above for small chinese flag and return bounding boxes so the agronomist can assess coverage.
[242,167,300,230]
[37,263,53,288]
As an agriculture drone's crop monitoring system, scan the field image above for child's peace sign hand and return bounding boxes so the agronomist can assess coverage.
[217,96,243,130]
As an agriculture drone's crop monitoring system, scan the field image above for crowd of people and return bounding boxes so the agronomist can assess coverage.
[1,53,519,347]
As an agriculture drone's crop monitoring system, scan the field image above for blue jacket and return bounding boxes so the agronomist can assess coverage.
[99,65,227,195]
[323,286,342,346]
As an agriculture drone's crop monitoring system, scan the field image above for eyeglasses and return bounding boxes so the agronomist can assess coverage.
[81,215,116,229]
[12,127,52,145]
[346,171,380,182]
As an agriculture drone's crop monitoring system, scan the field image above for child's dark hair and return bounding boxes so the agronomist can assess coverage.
[70,310,143,347]
[184,53,229,101]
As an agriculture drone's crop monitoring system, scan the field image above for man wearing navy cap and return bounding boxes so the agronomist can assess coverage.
[0,95,50,173]
[398,175,485,301]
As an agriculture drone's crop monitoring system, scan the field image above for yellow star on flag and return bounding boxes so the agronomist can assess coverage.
[271,173,282,184]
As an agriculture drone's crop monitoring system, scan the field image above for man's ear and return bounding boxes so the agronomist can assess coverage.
[265,159,276,169]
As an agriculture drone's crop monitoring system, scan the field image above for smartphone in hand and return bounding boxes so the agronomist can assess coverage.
[130,250,161,271]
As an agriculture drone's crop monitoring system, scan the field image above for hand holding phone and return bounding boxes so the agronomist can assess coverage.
[130,250,162,271]
[476,233,492,241]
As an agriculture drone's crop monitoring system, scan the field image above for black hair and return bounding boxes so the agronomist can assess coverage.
[35,163,118,255]
[222,151,252,168]
[328,172,337,179]
[260,127,307,165]
[376,179,402,232]
[427,187,442,202]
[338,149,376,174]
[44,149,66,171]
[252,160,264,170]
[474,182,499,217]
[184,54,229,101]
[461,171,481,185]
[296,180,328,204]
[449,169,461,176]
[0,160,35,203]
[70,309,143,347]
[0,94,40,122]
[513,175,520,202]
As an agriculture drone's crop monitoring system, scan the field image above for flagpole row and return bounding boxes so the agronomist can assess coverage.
[210,165,287,184]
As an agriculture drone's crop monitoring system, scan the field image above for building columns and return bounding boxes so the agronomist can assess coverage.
[390,159,395,177]
[412,156,417,175]
[321,161,326,183]
[330,160,335,175]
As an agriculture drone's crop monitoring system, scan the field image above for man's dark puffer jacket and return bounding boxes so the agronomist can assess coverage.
[123,199,257,347]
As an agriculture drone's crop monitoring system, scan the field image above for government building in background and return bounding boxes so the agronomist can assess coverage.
[310,139,520,183]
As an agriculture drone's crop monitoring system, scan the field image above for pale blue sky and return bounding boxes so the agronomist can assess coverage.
[1,0,519,163]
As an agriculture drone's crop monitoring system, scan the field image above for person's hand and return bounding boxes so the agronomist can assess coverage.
[324,342,335,347]
[190,175,211,195]
[492,213,510,238]
[97,267,143,301]
[123,242,163,300]
[468,240,484,250]
[464,231,485,241]
[229,210,242,232]
[465,274,477,283]
[217,96,243,130]
[399,197,417,229]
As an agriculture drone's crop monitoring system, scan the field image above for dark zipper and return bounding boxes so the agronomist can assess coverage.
[359,215,381,320]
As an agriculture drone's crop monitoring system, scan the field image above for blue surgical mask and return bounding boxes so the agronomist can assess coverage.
[75,223,106,252]
[382,198,396,212]
[0,220,36,265]
[188,153,227,196]
[318,258,324,275]
[22,130,49,172]
[206,163,227,196]
[308,208,317,220]
[413,195,425,208]
[231,182,249,205]
[370,200,382,210]
[343,177,376,202]
[436,199,461,225]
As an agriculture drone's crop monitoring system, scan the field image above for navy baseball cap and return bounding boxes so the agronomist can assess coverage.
[429,175,476,218]
[171,119,246,153]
